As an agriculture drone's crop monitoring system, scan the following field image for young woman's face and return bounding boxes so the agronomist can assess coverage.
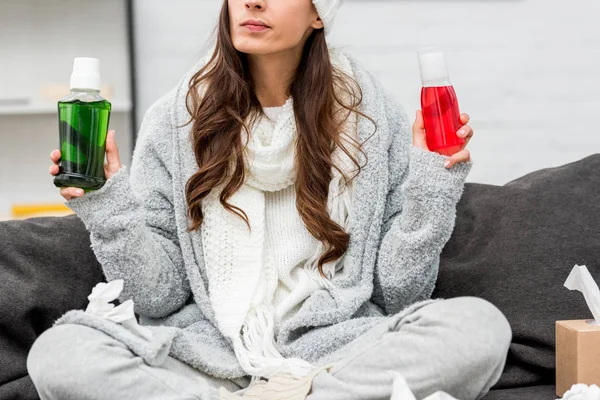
[228,0,323,55]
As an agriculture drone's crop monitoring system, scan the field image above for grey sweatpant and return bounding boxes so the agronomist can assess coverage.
[27,296,511,400]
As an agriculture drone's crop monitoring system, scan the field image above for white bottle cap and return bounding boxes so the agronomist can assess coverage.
[70,57,101,91]
[417,47,451,87]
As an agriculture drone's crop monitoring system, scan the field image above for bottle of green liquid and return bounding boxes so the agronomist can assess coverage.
[53,57,111,192]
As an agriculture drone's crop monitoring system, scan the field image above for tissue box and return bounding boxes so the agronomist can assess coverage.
[556,320,600,397]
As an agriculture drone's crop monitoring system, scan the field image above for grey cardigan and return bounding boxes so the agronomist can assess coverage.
[57,49,472,379]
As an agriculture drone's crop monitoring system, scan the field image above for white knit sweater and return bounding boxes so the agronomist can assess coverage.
[261,104,322,337]
[197,53,357,380]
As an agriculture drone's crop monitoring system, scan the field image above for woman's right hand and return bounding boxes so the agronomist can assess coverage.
[50,129,122,200]
[412,110,473,169]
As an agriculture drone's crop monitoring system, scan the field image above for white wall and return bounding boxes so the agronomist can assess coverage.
[132,0,222,121]
[0,0,132,110]
[0,0,133,218]
[134,0,600,185]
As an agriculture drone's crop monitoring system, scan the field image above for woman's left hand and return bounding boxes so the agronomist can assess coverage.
[412,110,474,169]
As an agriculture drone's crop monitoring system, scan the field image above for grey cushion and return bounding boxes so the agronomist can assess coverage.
[436,154,600,392]
[0,214,104,400]
[482,384,556,400]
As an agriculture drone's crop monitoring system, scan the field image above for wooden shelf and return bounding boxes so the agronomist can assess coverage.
[0,211,74,221]
[1,203,75,221]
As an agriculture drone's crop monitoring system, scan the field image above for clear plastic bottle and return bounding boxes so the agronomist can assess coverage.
[417,47,464,156]
[53,58,111,191]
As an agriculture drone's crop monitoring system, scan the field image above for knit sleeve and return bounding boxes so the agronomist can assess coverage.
[64,94,191,319]
[371,94,472,315]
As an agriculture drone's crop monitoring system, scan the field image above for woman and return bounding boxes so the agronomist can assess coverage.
[29,0,511,399]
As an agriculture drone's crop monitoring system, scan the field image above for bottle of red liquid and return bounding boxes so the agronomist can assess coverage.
[418,47,464,156]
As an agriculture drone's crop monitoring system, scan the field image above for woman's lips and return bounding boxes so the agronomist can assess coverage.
[243,24,270,32]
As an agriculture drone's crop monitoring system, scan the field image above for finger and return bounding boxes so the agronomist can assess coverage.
[413,110,425,132]
[461,125,474,146]
[60,187,85,200]
[412,110,428,149]
[50,149,61,164]
[457,125,474,140]
[464,129,474,146]
[444,149,471,168]
[105,130,121,168]
[460,113,470,124]
[104,161,112,176]
[49,164,59,176]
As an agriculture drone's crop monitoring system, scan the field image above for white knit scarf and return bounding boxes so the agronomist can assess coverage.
[200,50,359,382]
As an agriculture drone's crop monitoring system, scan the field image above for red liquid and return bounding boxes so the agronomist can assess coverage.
[420,85,464,156]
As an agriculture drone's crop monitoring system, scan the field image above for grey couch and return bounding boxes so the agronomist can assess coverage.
[2,154,599,400]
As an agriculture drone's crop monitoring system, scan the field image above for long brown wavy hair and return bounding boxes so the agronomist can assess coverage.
[183,1,376,278]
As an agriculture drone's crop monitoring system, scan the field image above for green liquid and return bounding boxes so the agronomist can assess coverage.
[53,99,111,191]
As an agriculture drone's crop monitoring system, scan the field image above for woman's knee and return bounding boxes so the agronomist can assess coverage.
[459,297,511,347]
[444,296,512,369]
[423,297,512,398]
[456,297,512,398]
[27,324,110,395]
[420,296,512,364]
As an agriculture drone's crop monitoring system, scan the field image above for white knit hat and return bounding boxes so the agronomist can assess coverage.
[313,0,341,35]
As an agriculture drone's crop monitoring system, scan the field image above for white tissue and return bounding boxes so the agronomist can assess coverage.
[564,265,600,324]
[85,280,154,341]
[558,383,600,400]
[422,393,461,400]
[389,371,459,400]
[390,372,417,400]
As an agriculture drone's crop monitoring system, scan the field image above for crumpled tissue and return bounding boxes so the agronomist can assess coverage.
[558,383,600,400]
[564,265,600,324]
[85,279,154,341]
[390,371,459,400]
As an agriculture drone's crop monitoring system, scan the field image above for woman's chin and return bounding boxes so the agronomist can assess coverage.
[233,38,280,56]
